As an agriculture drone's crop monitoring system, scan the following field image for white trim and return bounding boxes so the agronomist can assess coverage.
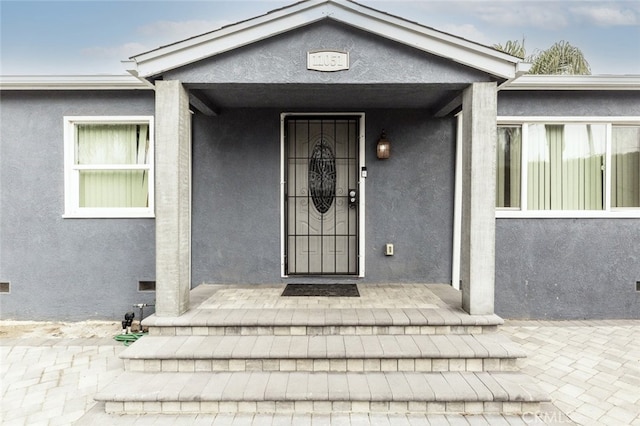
[503,74,640,91]
[280,116,287,278]
[71,164,150,171]
[357,113,366,278]
[605,123,613,211]
[495,117,640,219]
[63,116,155,219]
[63,208,155,219]
[496,210,640,219]
[280,112,366,278]
[498,116,640,124]
[0,75,150,91]
[520,124,529,212]
[130,0,521,79]
[451,113,463,290]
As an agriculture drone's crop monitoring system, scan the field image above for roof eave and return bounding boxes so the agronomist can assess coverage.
[128,0,522,80]
[130,0,327,78]
[0,75,152,91]
[502,74,640,91]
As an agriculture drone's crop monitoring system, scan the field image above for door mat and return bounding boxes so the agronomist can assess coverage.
[282,284,360,297]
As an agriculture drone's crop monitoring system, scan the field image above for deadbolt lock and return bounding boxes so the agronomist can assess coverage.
[348,189,358,208]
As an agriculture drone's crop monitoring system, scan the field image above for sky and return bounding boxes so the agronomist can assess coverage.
[1,0,639,76]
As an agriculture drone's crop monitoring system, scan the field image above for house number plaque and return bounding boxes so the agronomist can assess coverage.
[307,50,349,72]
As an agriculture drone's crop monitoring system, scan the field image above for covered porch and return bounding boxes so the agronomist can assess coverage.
[126,0,528,318]
[153,78,500,317]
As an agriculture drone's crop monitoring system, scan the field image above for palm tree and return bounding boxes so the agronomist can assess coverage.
[494,39,591,75]
[493,39,526,60]
[528,41,591,75]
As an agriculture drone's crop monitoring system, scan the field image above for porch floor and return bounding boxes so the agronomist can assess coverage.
[142,283,504,330]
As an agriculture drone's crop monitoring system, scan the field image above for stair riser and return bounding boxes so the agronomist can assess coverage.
[105,400,541,415]
[125,358,519,373]
[148,325,498,337]
[98,285,545,419]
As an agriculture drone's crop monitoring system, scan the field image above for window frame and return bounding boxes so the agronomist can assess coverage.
[496,116,640,218]
[63,116,155,218]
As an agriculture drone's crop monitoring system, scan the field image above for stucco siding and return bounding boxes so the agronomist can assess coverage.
[190,108,455,285]
[191,109,282,284]
[495,89,640,319]
[0,91,156,321]
[166,20,491,85]
[4,88,637,320]
[498,91,640,117]
[496,219,640,319]
[364,110,455,284]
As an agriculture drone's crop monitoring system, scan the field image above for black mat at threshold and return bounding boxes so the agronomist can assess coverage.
[282,284,360,297]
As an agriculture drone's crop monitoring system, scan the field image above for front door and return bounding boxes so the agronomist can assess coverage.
[284,116,360,275]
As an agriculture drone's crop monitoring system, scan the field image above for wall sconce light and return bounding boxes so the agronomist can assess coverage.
[376,130,390,159]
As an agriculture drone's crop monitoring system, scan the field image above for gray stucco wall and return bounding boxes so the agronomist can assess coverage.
[0,19,470,320]
[4,83,637,320]
[495,90,640,319]
[0,91,157,321]
[191,108,456,285]
[496,219,640,319]
[498,90,640,116]
[165,20,491,85]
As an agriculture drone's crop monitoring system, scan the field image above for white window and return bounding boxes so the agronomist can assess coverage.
[496,117,640,218]
[64,116,154,218]
[611,126,640,208]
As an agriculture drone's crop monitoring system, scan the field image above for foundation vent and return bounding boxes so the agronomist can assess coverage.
[0,282,10,293]
[138,281,156,292]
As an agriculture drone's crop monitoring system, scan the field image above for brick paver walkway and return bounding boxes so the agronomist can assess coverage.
[2,288,639,426]
[1,338,124,425]
[2,320,638,425]
[502,320,640,426]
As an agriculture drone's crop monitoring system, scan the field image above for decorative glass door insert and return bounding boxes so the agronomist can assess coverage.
[285,117,359,275]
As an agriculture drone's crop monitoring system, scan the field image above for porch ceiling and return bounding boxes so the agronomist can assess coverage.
[185,83,464,115]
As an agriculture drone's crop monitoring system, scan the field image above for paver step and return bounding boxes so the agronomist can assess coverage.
[143,308,502,336]
[78,406,564,426]
[95,371,549,415]
[121,334,525,372]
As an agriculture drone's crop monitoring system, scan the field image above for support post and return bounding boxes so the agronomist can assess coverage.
[460,82,497,315]
[155,80,192,317]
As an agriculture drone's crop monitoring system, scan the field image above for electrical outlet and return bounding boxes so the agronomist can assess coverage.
[385,243,394,256]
